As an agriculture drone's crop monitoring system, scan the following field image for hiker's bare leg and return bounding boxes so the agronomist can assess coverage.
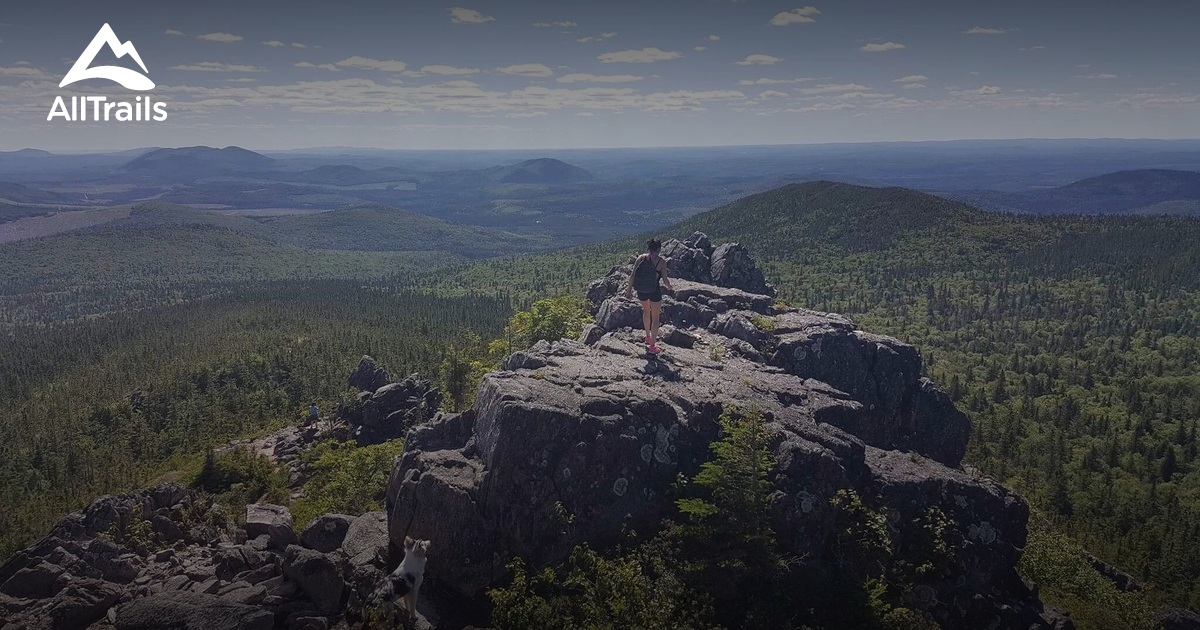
[650,300,661,344]
[641,299,653,341]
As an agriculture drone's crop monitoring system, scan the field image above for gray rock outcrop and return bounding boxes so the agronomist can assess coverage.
[386,236,1065,630]
[347,367,442,446]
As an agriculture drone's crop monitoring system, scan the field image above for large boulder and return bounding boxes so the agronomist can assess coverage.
[244,503,297,550]
[349,355,392,393]
[356,375,442,445]
[386,248,1061,630]
[0,560,63,599]
[594,296,642,331]
[282,545,347,615]
[1158,607,1200,630]
[300,514,355,553]
[114,591,273,630]
[660,237,712,284]
[341,512,389,568]
[709,242,774,296]
[43,578,122,629]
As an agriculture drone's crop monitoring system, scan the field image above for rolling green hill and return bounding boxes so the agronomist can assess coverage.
[433,181,1200,621]
[949,169,1200,216]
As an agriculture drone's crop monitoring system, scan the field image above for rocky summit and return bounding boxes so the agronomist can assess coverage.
[387,232,1068,630]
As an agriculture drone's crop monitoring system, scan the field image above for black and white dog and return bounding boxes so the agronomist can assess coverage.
[366,536,430,627]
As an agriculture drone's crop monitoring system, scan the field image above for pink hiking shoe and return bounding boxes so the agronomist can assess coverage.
[647,343,661,354]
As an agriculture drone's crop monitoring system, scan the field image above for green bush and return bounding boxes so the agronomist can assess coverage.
[1018,515,1156,630]
[191,447,289,521]
[290,439,405,527]
[490,296,592,356]
[489,545,716,630]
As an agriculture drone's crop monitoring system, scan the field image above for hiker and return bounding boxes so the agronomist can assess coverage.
[624,238,674,354]
[308,401,319,425]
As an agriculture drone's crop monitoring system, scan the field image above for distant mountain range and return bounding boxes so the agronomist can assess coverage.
[946,169,1200,216]
[481,158,596,184]
[117,146,277,181]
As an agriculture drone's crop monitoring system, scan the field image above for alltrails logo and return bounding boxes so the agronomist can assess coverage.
[47,24,168,122]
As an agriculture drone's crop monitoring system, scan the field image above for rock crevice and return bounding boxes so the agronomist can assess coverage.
[387,232,1066,630]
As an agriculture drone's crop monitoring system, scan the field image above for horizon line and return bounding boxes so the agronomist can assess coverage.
[7,136,1200,155]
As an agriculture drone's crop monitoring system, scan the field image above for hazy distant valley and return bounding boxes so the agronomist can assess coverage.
[5,139,1200,252]
[3,139,1200,629]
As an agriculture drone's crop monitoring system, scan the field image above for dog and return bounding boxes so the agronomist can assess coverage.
[366,536,430,628]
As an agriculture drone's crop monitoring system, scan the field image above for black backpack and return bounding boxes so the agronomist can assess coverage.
[632,255,660,294]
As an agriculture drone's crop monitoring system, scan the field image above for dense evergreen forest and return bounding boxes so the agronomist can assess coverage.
[434,182,1200,616]
[0,281,509,559]
[2,180,1199,627]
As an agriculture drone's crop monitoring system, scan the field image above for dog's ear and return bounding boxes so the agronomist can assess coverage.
[419,540,431,552]
[404,536,415,550]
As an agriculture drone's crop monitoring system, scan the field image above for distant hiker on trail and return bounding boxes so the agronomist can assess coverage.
[625,237,674,354]
[308,402,319,425]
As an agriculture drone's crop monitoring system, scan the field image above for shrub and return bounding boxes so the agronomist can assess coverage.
[192,447,289,521]
[290,438,405,527]
[489,545,715,630]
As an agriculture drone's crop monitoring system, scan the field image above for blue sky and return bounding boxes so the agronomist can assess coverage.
[0,0,1196,150]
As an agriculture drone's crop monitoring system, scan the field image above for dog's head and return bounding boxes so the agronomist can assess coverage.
[403,536,431,564]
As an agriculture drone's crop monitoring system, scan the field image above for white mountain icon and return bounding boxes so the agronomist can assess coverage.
[60,23,155,91]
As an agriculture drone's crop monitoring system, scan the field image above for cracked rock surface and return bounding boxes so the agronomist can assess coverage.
[386,233,1068,630]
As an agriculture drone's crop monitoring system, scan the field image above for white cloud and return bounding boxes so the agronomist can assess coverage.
[709,35,721,41]
[533,21,577,28]
[0,66,51,79]
[1020,45,1046,51]
[759,90,789,99]
[197,32,243,43]
[903,83,926,89]
[860,42,905,52]
[1078,73,1119,80]
[578,32,617,43]
[292,43,307,49]
[736,54,783,66]
[507,111,549,118]
[893,75,927,84]
[598,47,682,63]
[164,29,185,37]
[498,63,555,77]
[296,62,340,72]
[964,27,1006,35]
[738,77,813,85]
[169,62,264,72]
[771,7,821,26]
[694,46,707,52]
[262,40,286,47]
[836,91,891,100]
[952,85,1001,95]
[800,83,873,95]
[451,8,496,24]
[228,78,257,83]
[557,73,644,84]
[419,65,481,76]
[336,56,408,72]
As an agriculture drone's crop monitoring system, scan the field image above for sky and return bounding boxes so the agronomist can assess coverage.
[0,0,1196,151]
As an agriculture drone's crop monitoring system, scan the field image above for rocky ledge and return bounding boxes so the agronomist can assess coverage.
[0,364,443,630]
[387,232,1069,630]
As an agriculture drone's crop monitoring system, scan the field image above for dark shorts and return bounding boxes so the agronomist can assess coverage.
[637,289,663,303]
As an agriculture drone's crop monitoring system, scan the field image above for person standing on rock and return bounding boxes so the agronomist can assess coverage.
[624,238,674,354]
[308,401,319,425]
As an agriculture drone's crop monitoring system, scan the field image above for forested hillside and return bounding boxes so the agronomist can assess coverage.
[3,179,1199,626]
[433,182,1200,616]
[0,282,510,559]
